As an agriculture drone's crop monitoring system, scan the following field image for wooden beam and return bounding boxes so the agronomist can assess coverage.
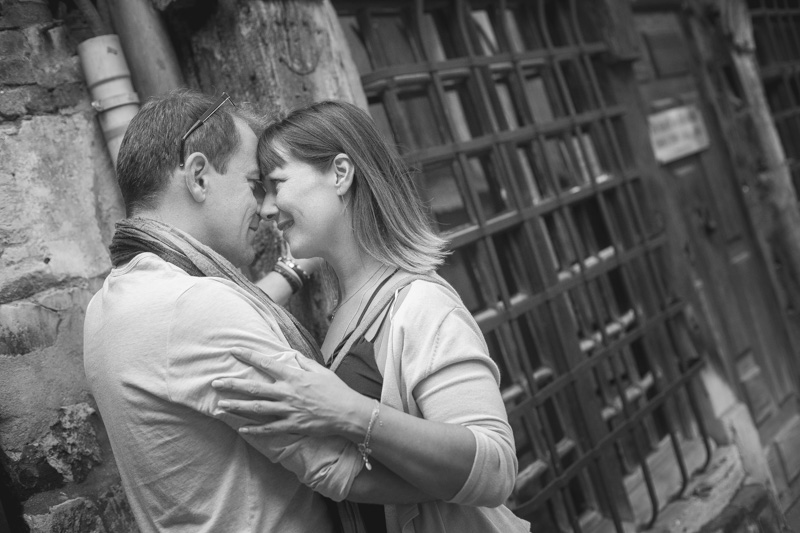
[591,0,642,62]
[715,0,800,315]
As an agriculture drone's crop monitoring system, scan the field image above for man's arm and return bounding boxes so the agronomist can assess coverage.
[167,280,365,500]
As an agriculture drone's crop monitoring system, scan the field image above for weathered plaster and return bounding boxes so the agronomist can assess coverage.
[0,113,114,304]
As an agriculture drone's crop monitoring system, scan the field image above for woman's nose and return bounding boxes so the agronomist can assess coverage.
[259,192,278,220]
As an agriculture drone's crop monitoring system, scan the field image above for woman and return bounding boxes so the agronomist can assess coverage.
[214,101,529,532]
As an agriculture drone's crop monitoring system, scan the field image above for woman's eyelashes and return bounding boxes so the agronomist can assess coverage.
[264,177,283,194]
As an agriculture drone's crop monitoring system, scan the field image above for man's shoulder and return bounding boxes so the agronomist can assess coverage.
[109,252,249,304]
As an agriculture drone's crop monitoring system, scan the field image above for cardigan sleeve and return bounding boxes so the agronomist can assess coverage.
[399,292,518,507]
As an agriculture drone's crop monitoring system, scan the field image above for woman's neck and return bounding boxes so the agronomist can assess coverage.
[332,254,387,301]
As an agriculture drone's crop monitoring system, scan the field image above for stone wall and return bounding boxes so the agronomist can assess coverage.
[0,1,132,530]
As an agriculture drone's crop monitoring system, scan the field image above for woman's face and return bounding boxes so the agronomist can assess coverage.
[264,151,343,259]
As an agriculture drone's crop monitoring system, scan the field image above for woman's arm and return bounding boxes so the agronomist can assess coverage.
[212,354,477,501]
[255,257,323,305]
[213,323,516,506]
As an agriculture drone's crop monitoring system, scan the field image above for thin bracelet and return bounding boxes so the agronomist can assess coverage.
[273,262,302,293]
[278,256,311,285]
[358,400,381,471]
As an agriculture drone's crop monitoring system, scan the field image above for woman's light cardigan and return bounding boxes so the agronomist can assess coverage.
[369,277,531,533]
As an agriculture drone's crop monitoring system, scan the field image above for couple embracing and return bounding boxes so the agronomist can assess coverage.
[83,89,530,533]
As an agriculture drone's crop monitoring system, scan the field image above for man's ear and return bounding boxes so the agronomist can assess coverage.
[183,152,211,203]
[332,153,355,196]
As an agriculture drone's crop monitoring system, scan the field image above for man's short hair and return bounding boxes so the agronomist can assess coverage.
[116,88,265,216]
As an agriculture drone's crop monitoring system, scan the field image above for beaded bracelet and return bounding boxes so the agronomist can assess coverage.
[278,256,311,286]
[273,261,303,293]
[358,400,381,471]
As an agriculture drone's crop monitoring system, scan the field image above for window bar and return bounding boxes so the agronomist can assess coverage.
[532,139,638,532]
[664,316,713,471]
[381,85,418,152]
[780,0,800,58]
[512,315,552,397]
[470,240,503,310]
[588,454,626,532]
[616,345,664,450]
[764,2,784,69]
[779,1,799,62]
[453,0,501,134]
[491,323,530,396]
[769,4,787,64]
[605,348,662,528]
[409,0,459,145]
[355,8,386,68]
[619,336,695,505]
[560,230,666,528]
[587,115,672,308]
[524,34,630,524]
[355,9,419,152]
[515,409,551,498]
[561,1,692,525]
[522,384,585,528]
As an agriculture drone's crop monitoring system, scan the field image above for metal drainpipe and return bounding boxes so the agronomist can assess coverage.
[105,0,184,101]
[75,0,139,166]
[76,0,184,166]
[78,34,140,166]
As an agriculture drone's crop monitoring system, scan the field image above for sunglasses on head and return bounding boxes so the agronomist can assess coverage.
[178,92,236,168]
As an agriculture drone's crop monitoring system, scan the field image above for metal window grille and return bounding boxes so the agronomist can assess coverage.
[335,1,710,530]
[750,0,800,196]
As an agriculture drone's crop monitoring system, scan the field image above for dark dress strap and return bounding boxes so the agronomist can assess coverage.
[328,271,445,374]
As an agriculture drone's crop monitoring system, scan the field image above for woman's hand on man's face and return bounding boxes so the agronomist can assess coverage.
[212,348,373,440]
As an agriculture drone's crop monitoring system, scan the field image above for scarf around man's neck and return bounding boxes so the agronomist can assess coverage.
[108,216,324,364]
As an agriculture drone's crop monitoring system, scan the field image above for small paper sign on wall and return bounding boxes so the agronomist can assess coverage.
[648,104,710,164]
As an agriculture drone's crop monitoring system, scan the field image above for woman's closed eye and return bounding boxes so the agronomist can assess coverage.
[247,179,268,203]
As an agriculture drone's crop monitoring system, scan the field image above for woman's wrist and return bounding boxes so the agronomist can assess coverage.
[342,395,379,442]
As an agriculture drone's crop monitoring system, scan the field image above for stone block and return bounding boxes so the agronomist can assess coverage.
[0,29,27,58]
[0,83,88,120]
[0,1,52,30]
[6,404,101,500]
[0,86,44,118]
[651,445,746,533]
[27,497,106,533]
[701,483,791,532]
[0,284,100,450]
[0,113,114,304]
[25,484,140,533]
[0,58,37,85]
[0,299,60,355]
[0,24,81,89]
[51,82,88,110]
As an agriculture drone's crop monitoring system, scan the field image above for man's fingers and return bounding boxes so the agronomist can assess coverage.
[231,348,297,379]
[212,378,281,399]
[218,399,282,416]
[240,421,297,435]
[239,424,275,435]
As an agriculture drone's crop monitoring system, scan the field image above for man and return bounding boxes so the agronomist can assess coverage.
[83,89,421,533]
